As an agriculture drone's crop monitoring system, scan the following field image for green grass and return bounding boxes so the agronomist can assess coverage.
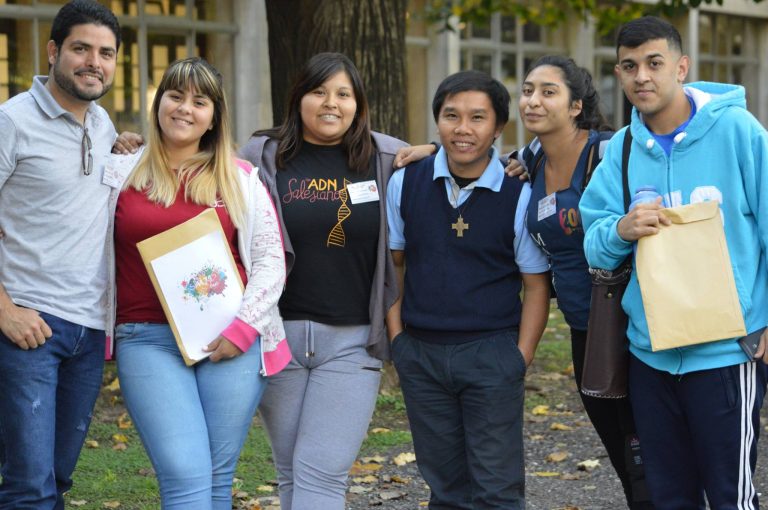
[534,307,573,373]
[67,417,274,509]
[360,429,413,454]
[375,391,406,413]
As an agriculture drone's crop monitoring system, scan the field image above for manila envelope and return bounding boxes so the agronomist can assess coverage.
[635,200,745,351]
[137,208,245,365]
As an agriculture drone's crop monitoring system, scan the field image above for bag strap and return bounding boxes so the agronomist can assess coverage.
[622,129,632,213]
[581,141,600,191]
[528,151,545,185]
[616,128,634,271]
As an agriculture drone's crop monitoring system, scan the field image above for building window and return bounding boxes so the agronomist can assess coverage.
[0,0,236,136]
[594,27,625,129]
[698,13,759,108]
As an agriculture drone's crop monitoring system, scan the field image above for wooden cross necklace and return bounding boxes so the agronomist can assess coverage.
[449,180,471,238]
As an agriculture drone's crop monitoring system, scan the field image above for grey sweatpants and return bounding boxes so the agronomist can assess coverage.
[258,320,382,510]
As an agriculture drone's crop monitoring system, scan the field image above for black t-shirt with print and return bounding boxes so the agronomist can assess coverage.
[276,141,379,324]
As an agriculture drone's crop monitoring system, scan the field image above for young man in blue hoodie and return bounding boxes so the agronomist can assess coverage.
[580,16,768,509]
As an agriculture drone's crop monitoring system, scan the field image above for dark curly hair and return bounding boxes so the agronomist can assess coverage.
[524,55,611,131]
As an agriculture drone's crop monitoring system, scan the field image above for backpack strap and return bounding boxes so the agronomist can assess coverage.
[621,129,632,213]
[580,141,600,190]
[528,152,545,185]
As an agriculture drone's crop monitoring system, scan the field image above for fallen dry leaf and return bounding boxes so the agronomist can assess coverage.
[102,502,121,509]
[233,491,249,499]
[531,405,550,416]
[117,412,132,429]
[84,440,99,449]
[532,471,560,477]
[349,461,383,475]
[390,475,410,483]
[104,377,120,392]
[256,485,273,493]
[379,490,406,500]
[550,422,573,431]
[360,455,387,464]
[352,475,378,484]
[546,451,570,463]
[560,472,584,480]
[392,452,417,466]
[241,499,262,510]
[111,443,127,451]
[528,434,545,441]
[69,500,88,507]
[370,427,391,434]
[111,433,129,443]
[348,485,370,494]
[577,459,601,471]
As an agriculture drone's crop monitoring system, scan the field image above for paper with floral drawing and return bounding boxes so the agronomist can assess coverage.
[137,208,244,365]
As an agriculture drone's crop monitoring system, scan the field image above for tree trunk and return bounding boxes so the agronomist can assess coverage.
[264,0,407,139]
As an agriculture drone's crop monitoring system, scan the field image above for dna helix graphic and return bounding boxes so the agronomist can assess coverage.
[327,178,351,247]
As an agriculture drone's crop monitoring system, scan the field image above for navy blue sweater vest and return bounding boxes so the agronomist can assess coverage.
[400,156,523,338]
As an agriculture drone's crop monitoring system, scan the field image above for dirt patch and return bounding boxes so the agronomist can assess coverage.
[346,364,768,510]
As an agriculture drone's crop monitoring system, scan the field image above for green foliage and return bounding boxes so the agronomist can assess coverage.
[361,430,414,453]
[376,391,407,412]
[535,334,572,373]
[425,0,763,36]
[67,419,274,509]
[525,391,550,411]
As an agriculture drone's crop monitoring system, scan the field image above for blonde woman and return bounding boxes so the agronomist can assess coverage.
[108,57,287,510]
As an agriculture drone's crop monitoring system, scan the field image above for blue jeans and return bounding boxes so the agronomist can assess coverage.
[116,323,266,510]
[0,312,105,510]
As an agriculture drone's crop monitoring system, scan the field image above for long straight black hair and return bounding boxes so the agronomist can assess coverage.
[254,52,375,173]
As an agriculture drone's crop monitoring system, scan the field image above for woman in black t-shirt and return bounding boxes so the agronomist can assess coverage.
[240,52,407,510]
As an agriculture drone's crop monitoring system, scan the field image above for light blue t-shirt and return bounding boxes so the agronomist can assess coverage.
[651,94,697,156]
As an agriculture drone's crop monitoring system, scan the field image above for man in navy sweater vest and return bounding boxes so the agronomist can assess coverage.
[386,71,550,509]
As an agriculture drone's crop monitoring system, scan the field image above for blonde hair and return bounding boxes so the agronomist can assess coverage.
[124,57,245,228]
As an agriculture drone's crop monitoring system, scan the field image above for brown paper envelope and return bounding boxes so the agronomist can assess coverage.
[636,201,745,351]
[136,208,244,366]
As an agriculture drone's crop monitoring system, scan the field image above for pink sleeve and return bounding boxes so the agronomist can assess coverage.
[221,317,259,352]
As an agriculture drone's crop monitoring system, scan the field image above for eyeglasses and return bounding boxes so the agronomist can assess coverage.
[81,128,93,176]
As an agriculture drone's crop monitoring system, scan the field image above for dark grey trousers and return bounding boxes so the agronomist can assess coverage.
[393,329,526,510]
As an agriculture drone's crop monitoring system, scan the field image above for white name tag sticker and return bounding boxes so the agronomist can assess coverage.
[537,192,557,221]
[346,180,380,204]
[102,147,144,188]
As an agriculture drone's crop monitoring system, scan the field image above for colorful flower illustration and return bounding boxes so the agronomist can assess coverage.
[180,262,229,310]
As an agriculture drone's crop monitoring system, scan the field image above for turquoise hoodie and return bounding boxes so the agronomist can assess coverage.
[580,82,768,374]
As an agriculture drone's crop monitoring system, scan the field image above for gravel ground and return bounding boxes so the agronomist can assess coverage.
[341,366,768,510]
